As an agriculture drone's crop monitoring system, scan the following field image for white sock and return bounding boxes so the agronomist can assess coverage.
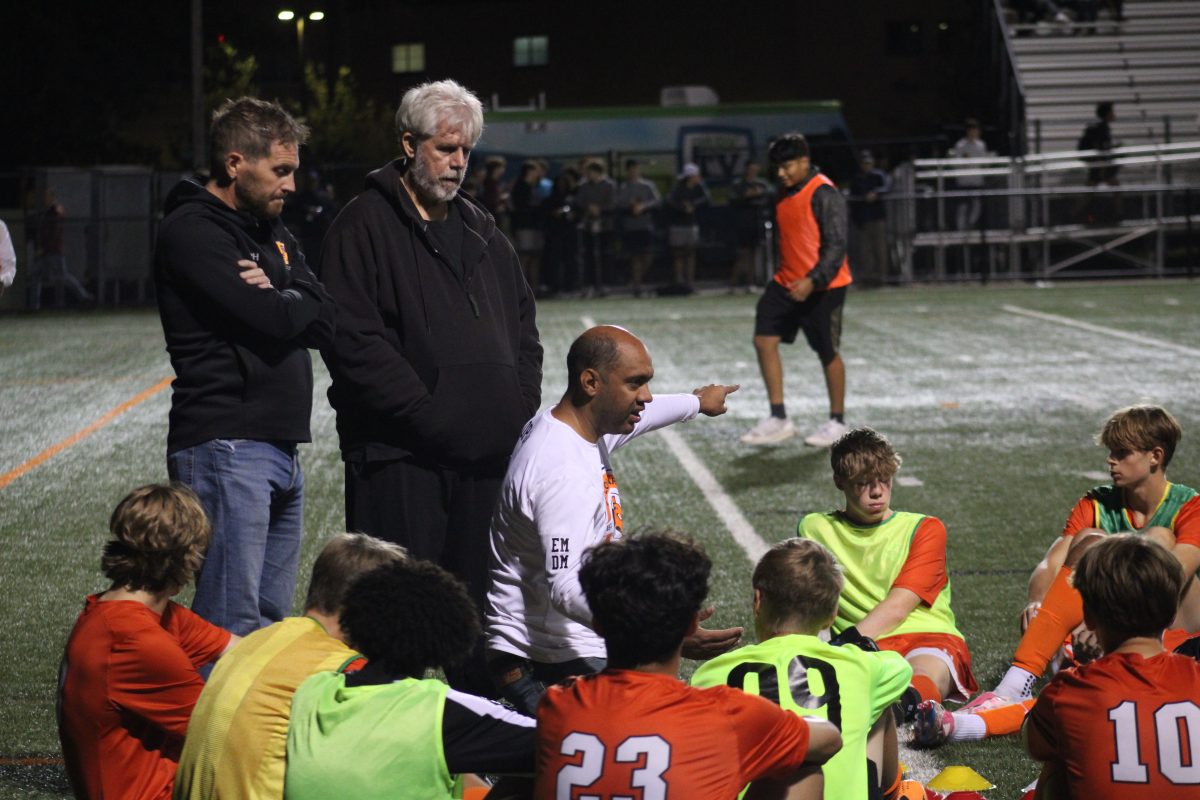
[995,666,1036,700]
[950,712,987,741]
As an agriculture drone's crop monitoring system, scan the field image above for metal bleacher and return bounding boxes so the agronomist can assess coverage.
[885,0,1200,282]
[1010,0,1200,154]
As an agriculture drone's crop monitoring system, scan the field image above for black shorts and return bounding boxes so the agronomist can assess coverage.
[754,280,846,365]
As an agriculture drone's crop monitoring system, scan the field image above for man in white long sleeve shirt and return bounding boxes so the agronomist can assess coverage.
[486,325,742,714]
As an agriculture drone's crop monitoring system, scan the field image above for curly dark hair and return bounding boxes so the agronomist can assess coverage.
[101,483,211,593]
[338,560,480,678]
[579,531,711,669]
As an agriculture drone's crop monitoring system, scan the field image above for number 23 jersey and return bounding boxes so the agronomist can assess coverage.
[535,670,812,799]
[1026,651,1200,797]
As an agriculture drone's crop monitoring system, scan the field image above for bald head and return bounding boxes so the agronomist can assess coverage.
[566,326,645,391]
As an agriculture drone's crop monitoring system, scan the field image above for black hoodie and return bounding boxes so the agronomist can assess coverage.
[154,177,335,453]
[319,159,542,469]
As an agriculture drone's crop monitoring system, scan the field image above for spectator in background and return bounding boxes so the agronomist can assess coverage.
[666,163,709,295]
[1080,102,1119,186]
[0,219,15,297]
[541,170,578,295]
[729,160,773,291]
[616,158,661,297]
[510,160,546,295]
[533,158,553,203]
[1079,102,1120,224]
[28,191,93,309]
[462,163,487,199]
[574,159,617,296]
[481,156,510,231]
[847,150,891,289]
[282,169,339,272]
[950,118,988,232]
[1013,0,1072,28]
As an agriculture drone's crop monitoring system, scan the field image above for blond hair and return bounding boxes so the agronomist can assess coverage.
[753,538,844,634]
[101,483,211,593]
[1098,404,1182,468]
[303,533,409,615]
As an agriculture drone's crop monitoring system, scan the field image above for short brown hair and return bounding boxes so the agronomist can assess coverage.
[1098,404,1182,468]
[1072,534,1186,643]
[753,538,844,634]
[209,97,309,183]
[101,483,211,593]
[830,427,902,485]
[303,533,408,615]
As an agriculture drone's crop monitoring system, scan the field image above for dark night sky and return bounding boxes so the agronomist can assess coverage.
[4,1,988,173]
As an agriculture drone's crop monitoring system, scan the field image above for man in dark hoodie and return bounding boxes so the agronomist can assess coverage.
[154,97,335,637]
[318,79,542,696]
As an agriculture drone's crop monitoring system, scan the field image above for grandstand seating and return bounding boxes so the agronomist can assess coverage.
[1007,0,1200,154]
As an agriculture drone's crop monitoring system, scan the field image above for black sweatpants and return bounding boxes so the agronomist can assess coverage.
[345,455,505,698]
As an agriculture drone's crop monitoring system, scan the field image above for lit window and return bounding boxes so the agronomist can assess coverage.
[513,35,548,67]
[391,42,425,74]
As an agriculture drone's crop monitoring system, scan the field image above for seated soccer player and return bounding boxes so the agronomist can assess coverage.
[58,483,240,800]
[693,538,921,800]
[536,532,842,799]
[285,559,536,800]
[918,404,1200,746]
[1023,534,1200,799]
[798,428,977,720]
[174,532,408,800]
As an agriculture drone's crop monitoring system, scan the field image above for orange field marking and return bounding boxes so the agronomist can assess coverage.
[0,376,173,491]
[0,755,64,766]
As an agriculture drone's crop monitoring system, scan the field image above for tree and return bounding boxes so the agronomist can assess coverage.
[299,63,393,165]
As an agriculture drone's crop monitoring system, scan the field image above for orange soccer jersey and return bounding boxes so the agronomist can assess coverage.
[58,596,231,800]
[1026,651,1200,797]
[536,669,812,799]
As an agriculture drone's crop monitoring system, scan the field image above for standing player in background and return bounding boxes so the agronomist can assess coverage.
[742,133,853,448]
[536,532,842,800]
[918,404,1200,745]
[799,428,978,724]
[693,538,919,800]
[1024,534,1200,799]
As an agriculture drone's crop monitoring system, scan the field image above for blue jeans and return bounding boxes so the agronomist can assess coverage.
[168,439,304,636]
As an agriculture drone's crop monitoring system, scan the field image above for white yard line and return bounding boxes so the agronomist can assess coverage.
[1001,305,1200,358]
[658,428,771,564]
[580,315,597,328]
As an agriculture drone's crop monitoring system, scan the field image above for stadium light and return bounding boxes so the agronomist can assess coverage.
[278,9,295,20]
[308,11,325,21]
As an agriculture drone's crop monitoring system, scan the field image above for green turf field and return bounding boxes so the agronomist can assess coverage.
[2,279,1198,798]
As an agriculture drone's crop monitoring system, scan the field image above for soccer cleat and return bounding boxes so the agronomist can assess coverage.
[740,416,797,445]
[959,690,1016,713]
[912,700,954,748]
[803,418,849,447]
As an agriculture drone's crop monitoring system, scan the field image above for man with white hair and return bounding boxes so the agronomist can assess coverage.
[319,79,542,696]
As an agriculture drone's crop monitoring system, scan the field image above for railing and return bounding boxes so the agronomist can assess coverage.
[879,140,1200,280]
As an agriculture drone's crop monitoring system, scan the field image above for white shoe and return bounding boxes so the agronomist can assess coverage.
[803,418,849,447]
[740,416,796,445]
